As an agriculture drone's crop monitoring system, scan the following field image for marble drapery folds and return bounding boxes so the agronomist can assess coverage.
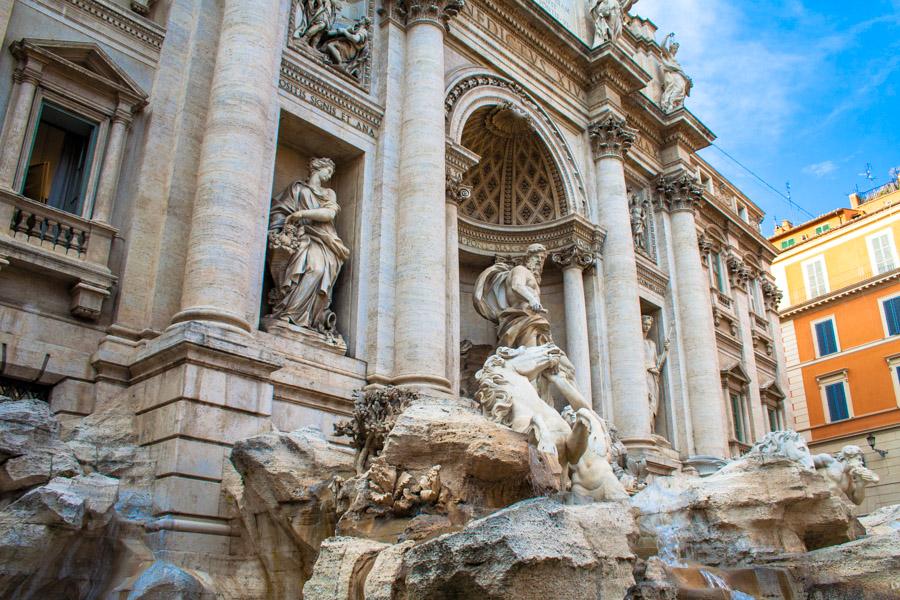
[266,158,349,337]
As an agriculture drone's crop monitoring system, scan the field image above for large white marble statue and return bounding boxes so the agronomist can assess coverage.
[265,157,350,340]
[475,344,592,485]
[590,0,637,46]
[474,244,552,348]
[561,406,629,501]
[814,445,880,505]
[642,315,669,433]
[660,33,692,113]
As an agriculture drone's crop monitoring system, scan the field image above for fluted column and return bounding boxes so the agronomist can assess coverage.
[91,106,131,223]
[588,115,652,442]
[552,243,594,401]
[0,63,42,190]
[172,0,282,333]
[392,0,463,392]
[657,173,729,459]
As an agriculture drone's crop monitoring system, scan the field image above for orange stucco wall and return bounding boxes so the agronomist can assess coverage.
[792,280,900,440]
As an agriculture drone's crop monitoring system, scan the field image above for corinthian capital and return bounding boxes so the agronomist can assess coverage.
[655,172,702,213]
[400,0,465,30]
[551,242,595,271]
[588,115,637,161]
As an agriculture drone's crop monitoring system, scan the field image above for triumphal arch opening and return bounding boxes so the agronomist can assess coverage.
[0,0,891,597]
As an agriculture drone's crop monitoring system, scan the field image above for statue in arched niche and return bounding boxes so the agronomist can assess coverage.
[263,157,350,350]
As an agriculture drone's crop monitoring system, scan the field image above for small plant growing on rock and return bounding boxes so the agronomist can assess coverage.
[334,386,418,474]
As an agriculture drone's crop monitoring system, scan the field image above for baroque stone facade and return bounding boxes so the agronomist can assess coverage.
[0,0,800,595]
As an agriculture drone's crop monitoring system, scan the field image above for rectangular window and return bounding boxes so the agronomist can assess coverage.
[824,381,851,422]
[730,392,747,442]
[815,224,831,235]
[780,238,795,249]
[803,257,828,299]
[883,296,900,336]
[767,406,783,432]
[749,278,764,314]
[22,102,98,217]
[712,252,727,293]
[813,318,839,356]
[867,231,898,275]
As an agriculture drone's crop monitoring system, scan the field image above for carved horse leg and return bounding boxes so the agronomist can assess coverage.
[527,413,565,487]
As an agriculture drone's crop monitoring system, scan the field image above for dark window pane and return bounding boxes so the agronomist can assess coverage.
[884,297,900,336]
[825,383,850,422]
[815,320,838,355]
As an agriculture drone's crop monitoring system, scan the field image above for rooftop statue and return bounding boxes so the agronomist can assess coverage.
[660,33,693,112]
[264,157,350,345]
[590,0,638,46]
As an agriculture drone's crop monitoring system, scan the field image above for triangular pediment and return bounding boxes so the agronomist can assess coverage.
[759,379,786,400]
[12,39,147,103]
[720,360,750,384]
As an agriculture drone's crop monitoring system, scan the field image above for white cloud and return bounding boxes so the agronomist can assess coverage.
[803,160,837,177]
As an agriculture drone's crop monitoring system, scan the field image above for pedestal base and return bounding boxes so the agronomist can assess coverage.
[684,454,728,476]
[260,316,347,355]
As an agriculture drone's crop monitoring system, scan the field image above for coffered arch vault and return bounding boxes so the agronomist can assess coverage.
[445,72,587,220]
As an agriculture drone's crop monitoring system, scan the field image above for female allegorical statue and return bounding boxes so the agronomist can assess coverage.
[264,157,350,344]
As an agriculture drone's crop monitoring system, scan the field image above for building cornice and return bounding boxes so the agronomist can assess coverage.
[780,268,900,319]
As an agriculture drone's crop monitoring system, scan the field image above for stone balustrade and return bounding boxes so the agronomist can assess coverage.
[0,189,116,320]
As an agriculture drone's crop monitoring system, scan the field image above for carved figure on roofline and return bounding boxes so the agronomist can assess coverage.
[660,33,692,112]
[263,157,350,349]
[814,445,880,505]
[590,0,638,46]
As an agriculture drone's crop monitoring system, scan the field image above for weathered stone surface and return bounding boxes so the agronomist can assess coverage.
[764,531,900,599]
[228,427,355,599]
[398,496,637,599]
[0,398,81,493]
[859,502,900,536]
[126,560,215,600]
[0,473,121,598]
[302,536,390,600]
[364,541,416,600]
[632,458,862,567]
[337,398,559,542]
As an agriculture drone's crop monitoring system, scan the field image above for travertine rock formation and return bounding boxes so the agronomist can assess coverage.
[633,451,863,566]
[228,427,355,600]
[336,397,559,542]
[0,398,81,493]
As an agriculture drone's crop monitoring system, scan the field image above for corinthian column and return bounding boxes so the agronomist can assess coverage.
[172,0,282,333]
[588,115,652,444]
[657,173,729,460]
[392,0,464,392]
[552,243,594,401]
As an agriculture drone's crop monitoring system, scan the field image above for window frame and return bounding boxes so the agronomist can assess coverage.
[866,229,899,276]
[810,314,840,358]
[887,355,900,407]
[15,87,109,221]
[817,371,853,424]
[801,255,829,300]
[710,250,729,294]
[879,293,900,338]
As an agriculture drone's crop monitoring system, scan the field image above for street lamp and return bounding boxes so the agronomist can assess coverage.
[866,432,888,458]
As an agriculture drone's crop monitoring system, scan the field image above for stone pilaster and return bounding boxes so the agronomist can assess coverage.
[91,106,131,223]
[392,0,464,393]
[172,0,282,333]
[588,114,653,445]
[0,61,43,190]
[656,172,730,461]
[551,243,595,401]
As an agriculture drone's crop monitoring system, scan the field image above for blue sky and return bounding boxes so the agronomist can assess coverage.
[635,0,900,235]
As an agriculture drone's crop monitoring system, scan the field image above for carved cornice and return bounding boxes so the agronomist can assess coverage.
[279,57,384,139]
[588,115,636,161]
[400,0,465,30]
[761,279,783,312]
[63,0,165,52]
[655,172,702,214]
[636,256,668,296]
[446,139,480,205]
[551,241,595,271]
[724,252,752,291]
[587,44,652,97]
[458,212,604,257]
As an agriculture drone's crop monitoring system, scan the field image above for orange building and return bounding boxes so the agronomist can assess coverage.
[770,175,900,513]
